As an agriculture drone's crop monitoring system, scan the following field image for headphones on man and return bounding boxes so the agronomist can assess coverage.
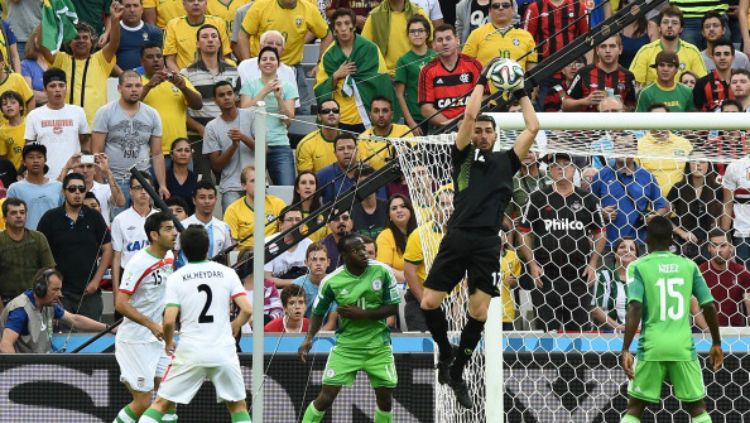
[34,269,57,298]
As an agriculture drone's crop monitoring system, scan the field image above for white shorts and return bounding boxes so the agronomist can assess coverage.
[157,355,247,404]
[115,339,170,392]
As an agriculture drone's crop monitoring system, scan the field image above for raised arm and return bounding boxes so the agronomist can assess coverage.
[101,1,124,62]
[454,82,485,151]
[512,94,539,160]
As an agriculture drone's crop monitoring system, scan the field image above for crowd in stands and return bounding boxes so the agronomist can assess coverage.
[1,0,750,352]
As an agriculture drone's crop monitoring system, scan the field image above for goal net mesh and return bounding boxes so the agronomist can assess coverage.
[389,122,750,423]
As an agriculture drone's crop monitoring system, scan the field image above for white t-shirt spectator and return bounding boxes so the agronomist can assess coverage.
[24,104,90,178]
[237,58,300,107]
[202,109,255,194]
[264,236,313,277]
[412,0,443,21]
[111,207,156,268]
[723,156,750,237]
[90,181,113,224]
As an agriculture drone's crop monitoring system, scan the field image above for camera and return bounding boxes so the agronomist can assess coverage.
[167,73,175,81]
[81,155,95,165]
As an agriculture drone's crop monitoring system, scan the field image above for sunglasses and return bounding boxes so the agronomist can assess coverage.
[320,108,340,115]
[66,185,86,193]
[491,2,513,9]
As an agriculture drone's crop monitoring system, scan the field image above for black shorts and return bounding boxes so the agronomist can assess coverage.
[423,228,502,297]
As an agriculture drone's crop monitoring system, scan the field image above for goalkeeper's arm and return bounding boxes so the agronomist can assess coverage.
[512,93,539,160]
[455,82,486,151]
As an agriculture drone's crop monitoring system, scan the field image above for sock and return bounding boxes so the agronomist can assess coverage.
[161,408,178,421]
[422,307,452,361]
[114,405,137,423]
[136,408,162,423]
[374,408,393,423]
[692,412,712,423]
[301,402,326,423]
[450,316,486,381]
[230,410,252,422]
[620,415,640,423]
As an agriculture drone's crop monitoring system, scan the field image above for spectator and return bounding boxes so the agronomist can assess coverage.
[24,68,91,178]
[315,9,393,134]
[701,12,750,71]
[7,144,62,229]
[635,52,695,112]
[673,0,728,49]
[618,2,650,69]
[697,229,750,327]
[721,154,750,265]
[163,0,230,72]
[407,164,437,222]
[224,165,287,252]
[21,27,48,105]
[455,0,491,44]
[579,166,598,192]
[668,161,724,263]
[321,210,353,273]
[327,0,380,30]
[694,40,735,111]
[404,187,453,331]
[241,277,283,326]
[292,171,327,242]
[411,0,443,27]
[239,0,332,114]
[0,268,107,352]
[292,242,337,330]
[395,15,437,136]
[629,6,707,89]
[264,284,310,333]
[0,16,22,74]
[730,68,750,110]
[498,231,520,331]
[296,100,341,174]
[589,96,635,169]
[351,165,388,239]
[92,70,167,213]
[239,47,298,186]
[0,91,26,169]
[165,197,189,221]
[231,2,254,59]
[0,50,34,120]
[358,96,412,170]
[0,198,56,310]
[205,0,251,25]
[505,150,549,230]
[463,0,536,70]
[71,0,111,37]
[376,193,417,284]
[264,205,313,288]
[544,57,585,112]
[418,24,483,130]
[37,172,112,321]
[519,153,605,332]
[7,0,40,61]
[706,101,750,175]
[590,237,639,332]
[636,105,694,196]
[679,70,698,89]
[362,0,431,76]
[0,155,17,195]
[316,134,360,204]
[236,31,296,106]
[166,138,198,214]
[83,192,102,214]
[140,43,203,160]
[64,152,126,224]
[110,174,156,298]
[143,0,185,29]
[590,156,669,253]
[203,81,255,211]
[562,35,637,112]
[181,180,234,259]
[39,6,124,126]
[362,235,377,259]
[115,0,163,74]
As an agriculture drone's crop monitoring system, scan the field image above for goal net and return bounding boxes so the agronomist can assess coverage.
[388,112,750,423]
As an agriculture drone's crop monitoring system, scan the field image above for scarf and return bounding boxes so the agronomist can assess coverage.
[368,0,418,57]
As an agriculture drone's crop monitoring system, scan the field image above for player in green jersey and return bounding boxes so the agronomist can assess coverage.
[620,216,724,423]
[298,233,401,423]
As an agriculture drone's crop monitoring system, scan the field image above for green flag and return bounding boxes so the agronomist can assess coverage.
[41,0,79,54]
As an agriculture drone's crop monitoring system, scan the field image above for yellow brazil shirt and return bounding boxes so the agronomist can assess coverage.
[301,209,328,242]
[361,8,431,76]
[164,15,231,70]
[375,227,406,272]
[636,131,693,196]
[142,75,199,154]
[143,0,186,29]
[629,39,707,87]
[0,73,33,124]
[295,129,337,173]
[0,198,5,230]
[403,221,444,282]
[242,0,329,65]
[500,249,521,323]
[0,121,25,168]
[358,123,412,170]
[208,0,251,33]
[53,50,115,126]
[224,195,287,251]
[463,25,537,68]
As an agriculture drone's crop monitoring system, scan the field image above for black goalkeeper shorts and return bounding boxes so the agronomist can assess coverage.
[423,228,502,297]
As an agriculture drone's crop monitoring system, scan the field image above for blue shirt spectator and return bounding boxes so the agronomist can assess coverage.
[293,274,335,318]
[7,179,63,229]
[117,21,163,71]
[21,59,44,91]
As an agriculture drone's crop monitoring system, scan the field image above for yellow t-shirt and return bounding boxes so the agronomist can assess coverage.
[208,0,251,33]
[0,73,33,124]
[242,0,329,65]
[361,8,431,76]
[142,75,199,154]
[463,25,537,68]
[403,221,444,282]
[143,0,186,29]
[53,51,115,126]
[0,121,25,168]
[301,209,328,242]
[500,249,521,323]
[224,195,287,251]
[629,39,707,87]
[0,198,5,230]
[358,124,412,170]
[164,15,232,70]
[295,129,337,173]
[376,227,407,271]
[636,131,693,196]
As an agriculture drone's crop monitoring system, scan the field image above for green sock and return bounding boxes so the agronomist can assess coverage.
[692,412,712,423]
[374,408,393,423]
[230,410,251,422]
[161,408,178,421]
[301,402,325,423]
[114,404,138,423]
[621,415,640,423]
[137,408,163,423]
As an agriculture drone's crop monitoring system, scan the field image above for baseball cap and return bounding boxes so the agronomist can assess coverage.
[650,51,679,68]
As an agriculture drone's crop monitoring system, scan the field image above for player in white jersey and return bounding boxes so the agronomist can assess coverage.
[138,225,253,423]
[114,212,178,423]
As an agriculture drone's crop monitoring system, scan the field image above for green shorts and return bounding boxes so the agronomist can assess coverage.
[627,359,705,403]
[322,345,397,388]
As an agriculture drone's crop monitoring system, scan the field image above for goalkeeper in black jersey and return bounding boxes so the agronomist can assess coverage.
[419,62,539,408]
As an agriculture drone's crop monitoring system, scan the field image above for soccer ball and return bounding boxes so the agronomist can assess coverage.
[487,58,525,91]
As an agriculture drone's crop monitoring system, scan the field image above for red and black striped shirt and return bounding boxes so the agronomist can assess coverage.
[693,70,734,112]
[418,54,484,120]
[523,0,588,61]
[566,64,637,111]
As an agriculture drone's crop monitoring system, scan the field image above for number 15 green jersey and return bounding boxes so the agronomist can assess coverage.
[627,251,714,361]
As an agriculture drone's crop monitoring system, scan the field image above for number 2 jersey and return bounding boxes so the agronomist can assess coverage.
[627,251,714,361]
[165,260,246,365]
[117,248,175,343]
